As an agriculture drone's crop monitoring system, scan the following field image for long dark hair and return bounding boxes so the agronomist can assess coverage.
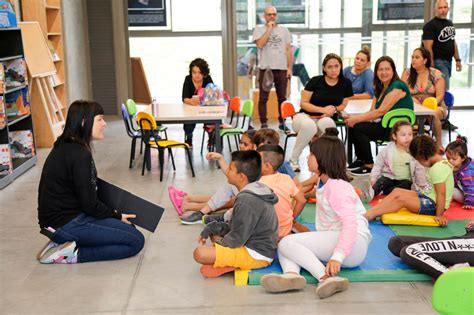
[374,56,401,98]
[309,128,349,182]
[408,47,432,88]
[56,100,104,150]
[322,53,344,80]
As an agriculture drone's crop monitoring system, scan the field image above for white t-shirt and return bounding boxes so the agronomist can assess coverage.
[252,25,292,70]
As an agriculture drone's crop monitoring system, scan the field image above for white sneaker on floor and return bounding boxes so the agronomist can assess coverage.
[36,240,58,260]
[289,159,300,172]
[260,273,306,293]
[40,241,77,264]
[316,276,349,299]
[360,180,375,203]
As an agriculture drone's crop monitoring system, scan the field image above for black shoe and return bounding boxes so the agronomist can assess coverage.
[180,211,203,225]
[349,166,372,176]
[347,159,364,171]
[442,120,458,130]
[278,122,290,132]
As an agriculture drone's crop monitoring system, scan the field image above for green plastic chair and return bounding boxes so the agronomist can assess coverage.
[220,99,254,152]
[126,99,168,139]
[375,108,416,154]
[432,267,474,315]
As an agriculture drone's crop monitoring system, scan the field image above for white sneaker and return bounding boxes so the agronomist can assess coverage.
[289,159,300,172]
[260,273,306,293]
[360,180,374,203]
[36,240,58,260]
[40,241,77,264]
[316,276,349,299]
[448,262,470,270]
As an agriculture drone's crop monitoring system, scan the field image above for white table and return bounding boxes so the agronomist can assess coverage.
[344,99,435,160]
[137,103,228,153]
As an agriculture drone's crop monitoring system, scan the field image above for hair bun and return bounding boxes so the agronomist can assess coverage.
[456,135,468,144]
[361,45,371,53]
[324,127,339,137]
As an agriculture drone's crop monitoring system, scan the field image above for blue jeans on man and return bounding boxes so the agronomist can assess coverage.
[434,59,452,90]
[51,213,145,263]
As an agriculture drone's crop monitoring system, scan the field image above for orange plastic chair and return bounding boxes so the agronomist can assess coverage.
[280,101,298,157]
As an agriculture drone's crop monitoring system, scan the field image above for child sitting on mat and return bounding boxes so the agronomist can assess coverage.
[365,135,454,226]
[180,128,297,225]
[446,136,474,210]
[260,128,372,299]
[363,121,427,201]
[169,129,256,217]
[193,150,278,277]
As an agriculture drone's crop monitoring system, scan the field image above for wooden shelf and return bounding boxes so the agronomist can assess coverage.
[7,113,31,126]
[47,32,61,36]
[0,55,23,62]
[5,84,28,94]
[45,5,59,9]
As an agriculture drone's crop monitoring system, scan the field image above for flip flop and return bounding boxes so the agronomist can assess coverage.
[168,187,184,216]
[169,185,188,197]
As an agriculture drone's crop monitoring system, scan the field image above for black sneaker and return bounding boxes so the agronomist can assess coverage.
[442,120,458,130]
[203,213,226,225]
[180,211,203,225]
[278,122,290,132]
[347,159,364,171]
[261,123,268,129]
[349,166,372,176]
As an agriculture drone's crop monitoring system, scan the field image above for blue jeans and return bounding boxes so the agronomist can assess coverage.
[51,213,145,263]
[434,59,452,90]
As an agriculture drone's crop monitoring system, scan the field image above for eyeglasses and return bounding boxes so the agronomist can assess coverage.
[266,13,277,16]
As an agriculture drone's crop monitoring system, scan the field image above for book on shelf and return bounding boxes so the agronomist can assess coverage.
[5,87,29,117]
[4,58,27,89]
[0,144,12,176]
[48,73,61,87]
[0,62,4,93]
[9,129,35,158]
[47,40,60,61]
[0,96,5,128]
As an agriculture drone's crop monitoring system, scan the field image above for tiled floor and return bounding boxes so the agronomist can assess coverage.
[1,109,471,314]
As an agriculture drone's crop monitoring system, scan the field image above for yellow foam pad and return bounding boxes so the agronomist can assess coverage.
[381,208,440,226]
[234,269,249,286]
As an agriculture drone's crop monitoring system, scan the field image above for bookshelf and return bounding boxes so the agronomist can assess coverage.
[0,28,37,189]
[21,0,67,119]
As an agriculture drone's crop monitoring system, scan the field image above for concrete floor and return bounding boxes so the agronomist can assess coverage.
[1,109,472,314]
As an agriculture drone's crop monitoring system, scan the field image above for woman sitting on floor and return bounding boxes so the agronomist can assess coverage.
[37,100,145,264]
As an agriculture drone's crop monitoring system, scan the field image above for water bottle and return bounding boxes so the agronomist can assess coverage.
[151,97,158,117]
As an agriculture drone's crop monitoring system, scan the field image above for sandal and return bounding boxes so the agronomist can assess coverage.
[168,186,184,216]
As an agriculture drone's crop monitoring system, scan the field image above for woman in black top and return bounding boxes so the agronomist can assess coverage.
[289,53,353,171]
[182,58,213,147]
[37,100,144,264]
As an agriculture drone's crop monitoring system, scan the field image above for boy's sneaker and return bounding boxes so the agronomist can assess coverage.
[347,159,364,171]
[349,166,372,176]
[39,241,78,264]
[36,240,59,260]
[202,213,225,225]
[360,180,374,203]
[180,211,204,225]
[289,158,300,172]
[315,276,349,299]
[261,273,306,293]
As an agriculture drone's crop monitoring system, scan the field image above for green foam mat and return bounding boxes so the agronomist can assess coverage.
[248,269,431,285]
[296,203,315,224]
[389,220,469,238]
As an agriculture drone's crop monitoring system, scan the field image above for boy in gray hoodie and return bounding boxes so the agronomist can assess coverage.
[193,150,279,278]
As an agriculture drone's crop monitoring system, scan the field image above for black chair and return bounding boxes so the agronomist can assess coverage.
[121,104,142,168]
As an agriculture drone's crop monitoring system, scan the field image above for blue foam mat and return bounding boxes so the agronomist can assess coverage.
[250,221,414,276]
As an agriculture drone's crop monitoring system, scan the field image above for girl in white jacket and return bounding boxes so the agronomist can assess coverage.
[366,121,428,200]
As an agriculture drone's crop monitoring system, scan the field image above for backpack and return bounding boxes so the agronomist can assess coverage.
[197,83,227,106]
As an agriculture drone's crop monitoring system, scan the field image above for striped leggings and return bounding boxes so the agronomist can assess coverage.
[388,233,474,279]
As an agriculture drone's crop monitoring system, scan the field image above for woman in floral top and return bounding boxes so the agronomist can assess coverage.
[402,47,446,151]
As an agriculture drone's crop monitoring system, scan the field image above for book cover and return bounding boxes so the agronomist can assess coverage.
[9,129,35,158]
[4,58,26,89]
[0,144,12,175]
[0,96,5,128]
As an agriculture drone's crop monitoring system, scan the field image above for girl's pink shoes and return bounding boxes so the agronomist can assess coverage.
[168,186,187,216]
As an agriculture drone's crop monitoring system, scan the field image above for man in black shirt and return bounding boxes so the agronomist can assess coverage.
[422,0,462,90]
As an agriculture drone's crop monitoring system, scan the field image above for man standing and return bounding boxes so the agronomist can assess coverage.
[253,6,292,130]
[422,0,462,90]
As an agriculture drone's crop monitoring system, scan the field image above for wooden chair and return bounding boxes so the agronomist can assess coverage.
[137,111,195,181]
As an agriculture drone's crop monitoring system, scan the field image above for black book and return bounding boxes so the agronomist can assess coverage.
[97,178,164,233]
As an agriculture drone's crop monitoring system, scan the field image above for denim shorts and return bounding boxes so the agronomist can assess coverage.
[417,192,437,215]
